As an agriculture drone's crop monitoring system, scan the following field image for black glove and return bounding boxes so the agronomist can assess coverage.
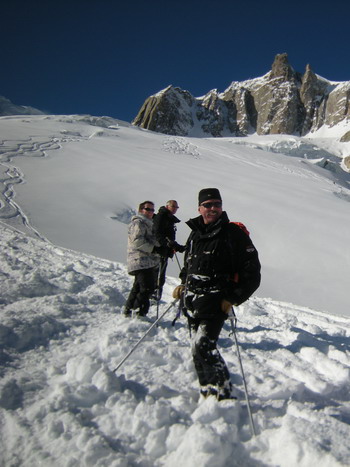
[175,243,186,253]
[166,239,186,253]
[153,245,168,257]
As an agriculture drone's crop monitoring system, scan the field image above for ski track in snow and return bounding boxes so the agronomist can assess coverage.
[0,130,83,240]
[0,114,119,240]
[1,222,350,466]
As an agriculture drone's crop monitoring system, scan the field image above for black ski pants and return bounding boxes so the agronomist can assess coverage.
[125,267,157,315]
[188,294,230,389]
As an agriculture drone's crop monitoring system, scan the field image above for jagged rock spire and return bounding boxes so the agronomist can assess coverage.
[270,53,296,81]
[132,55,350,137]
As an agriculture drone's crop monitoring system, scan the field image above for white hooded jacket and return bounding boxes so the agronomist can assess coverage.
[127,214,159,274]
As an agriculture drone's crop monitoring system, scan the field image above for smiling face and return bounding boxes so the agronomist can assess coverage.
[141,202,155,219]
[198,199,223,224]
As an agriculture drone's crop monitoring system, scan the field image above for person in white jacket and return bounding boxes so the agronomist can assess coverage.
[124,200,162,317]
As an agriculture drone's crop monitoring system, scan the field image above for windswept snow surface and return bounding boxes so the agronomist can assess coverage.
[0,115,350,317]
[1,222,350,466]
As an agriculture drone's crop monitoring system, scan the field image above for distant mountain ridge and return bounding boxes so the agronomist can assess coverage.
[0,96,45,116]
[132,53,350,138]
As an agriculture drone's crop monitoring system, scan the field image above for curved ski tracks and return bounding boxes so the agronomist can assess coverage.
[0,136,63,242]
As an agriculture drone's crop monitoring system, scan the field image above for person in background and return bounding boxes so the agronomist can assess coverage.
[153,200,185,299]
[124,200,162,318]
[173,188,261,400]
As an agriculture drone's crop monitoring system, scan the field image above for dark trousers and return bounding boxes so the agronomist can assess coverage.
[155,257,168,299]
[125,268,156,315]
[188,294,230,389]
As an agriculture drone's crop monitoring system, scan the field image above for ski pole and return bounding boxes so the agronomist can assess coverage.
[174,252,181,270]
[229,308,257,437]
[113,299,178,373]
[171,292,185,326]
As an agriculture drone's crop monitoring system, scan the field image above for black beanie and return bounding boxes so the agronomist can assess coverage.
[198,188,222,205]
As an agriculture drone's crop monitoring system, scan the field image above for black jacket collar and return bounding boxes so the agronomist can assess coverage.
[158,205,180,223]
[186,211,230,235]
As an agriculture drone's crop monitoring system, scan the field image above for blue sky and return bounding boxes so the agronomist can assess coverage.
[2,0,350,122]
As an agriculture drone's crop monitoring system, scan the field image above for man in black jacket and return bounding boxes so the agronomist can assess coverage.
[173,188,261,401]
[153,200,185,299]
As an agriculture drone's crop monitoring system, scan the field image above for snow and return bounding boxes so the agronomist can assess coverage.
[1,115,350,316]
[1,221,350,466]
[1,113,350,465]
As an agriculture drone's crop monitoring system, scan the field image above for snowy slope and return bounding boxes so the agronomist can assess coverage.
[1,221,350,466]
[1,111,350,465]
[1,114,350,317]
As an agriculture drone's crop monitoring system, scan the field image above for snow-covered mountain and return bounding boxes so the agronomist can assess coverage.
[1,111,350,465]
[0,95,45,116]
[133,54,350,138]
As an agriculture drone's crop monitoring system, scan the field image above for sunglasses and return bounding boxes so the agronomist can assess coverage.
[143,207,155,212]
[200,201,222,209]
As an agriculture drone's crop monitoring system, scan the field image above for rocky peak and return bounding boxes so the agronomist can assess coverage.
[301,64,323,97]
[270,53,297,82]
[201,89,220,110]
[132,54,350,138]
[132,85,195,136]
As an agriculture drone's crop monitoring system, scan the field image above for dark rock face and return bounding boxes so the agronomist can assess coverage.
[132,86,195,136]
[132,53,350,137]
